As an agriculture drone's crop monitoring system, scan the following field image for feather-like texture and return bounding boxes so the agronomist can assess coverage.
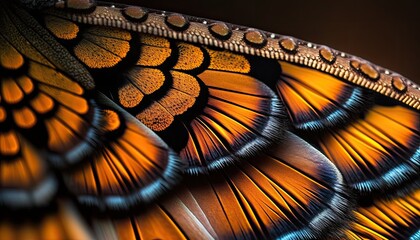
[345,187,420,239]
[316,103,420,193]
[277,61,369,130]
[0,133,56,208]
[63,94,184,211]
[93,131,348,239]
[0,2,185,211]
[39,13,286,173]
[0,1,419,239]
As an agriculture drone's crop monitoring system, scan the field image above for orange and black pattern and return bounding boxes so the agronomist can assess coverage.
[0,1,419,239]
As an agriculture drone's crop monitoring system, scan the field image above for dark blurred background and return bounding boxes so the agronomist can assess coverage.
[117,0,420,84]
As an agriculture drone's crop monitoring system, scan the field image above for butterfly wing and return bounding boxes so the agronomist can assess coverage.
[0,1,419,239]
[38,10,287,175]
[93,131,348,239]
[0,2,183,212]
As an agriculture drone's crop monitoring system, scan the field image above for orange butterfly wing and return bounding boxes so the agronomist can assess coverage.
[0,1,418,239]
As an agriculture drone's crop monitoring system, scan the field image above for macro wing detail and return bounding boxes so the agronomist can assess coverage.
[0,2,184,211]
[345,188,420,239]
[38,11,286,174]
[0,1,418,239]
[93,131,349,239]
[0,2,99,207]
[63,93,184,211]
[317,104,419,193]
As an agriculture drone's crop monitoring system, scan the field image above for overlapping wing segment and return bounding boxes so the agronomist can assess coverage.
[63,94,184,211]
[8,2,418,239]
[0,132,56,208]
[0,3,188,212]
[345,188,420,239]
[0,2,100,207]
[316,103,419,193]
[182,69,283,174]
[39,12,286,174]
[0,3,100,168]
[277,61,369,130]
[92,132,349,239]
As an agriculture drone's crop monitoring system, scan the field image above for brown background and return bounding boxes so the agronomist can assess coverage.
[117,0,420,84]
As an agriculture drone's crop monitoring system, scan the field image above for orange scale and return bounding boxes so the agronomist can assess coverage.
[365,106,418,146]
[54,106,90,137]
[94,204,187,240]
[340,128,388,168]
[0,107,6,122]
[84,33,130,59]
[186,177,258,236]
[173,43,205,71]
[181,119,231,166]
[118,83,144,108]
[280,61,347,101]
[71,165,99,195]
[1,78,24,104]
[137,45,171,67]
[140,35,170,48]
[284,79,335,112]
[0,157,27,188]
[39,85,89,114]
[0,35,24,70]
[112,142,146,179]
[28,62,84,95]
[116,139,167,187]
[94,148,130,195]
[157,89,196,116]
[200,109,249,146]
[30,92,55,114]
[317,104,419,192]
[74,40,123,69]
[206,48,251,73]
[252,156,326,207]
[199,70,263,95]
[0,131,20,156]
[44,15,79,40]
[102,109,121,132]
[276,82,317,118]
[0,136,44,188]
[319,134,370,177]
[64,102,184,210]
[208,88,268,114]
[171,71,200,97]
[136,103,174,132]
[206,97,261,128]
[345,189,420,239]
[16,76,34,94]
[44,117,82,153]
[122,127,167,164]
[13,107,37,129]
[126,67,166,95]
[277,61,369,130]
[20,140,43,183]
[110,132,345,239]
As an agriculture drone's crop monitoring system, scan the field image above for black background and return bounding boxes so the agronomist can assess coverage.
[115,0,420,84]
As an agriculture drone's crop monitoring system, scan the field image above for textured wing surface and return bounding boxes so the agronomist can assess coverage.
[0,1,418,239]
